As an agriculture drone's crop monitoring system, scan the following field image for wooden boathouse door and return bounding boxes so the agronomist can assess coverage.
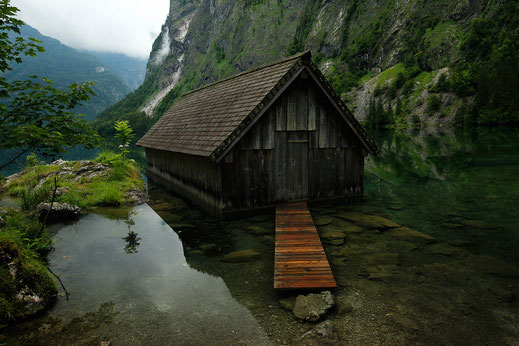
[274,131,309,202]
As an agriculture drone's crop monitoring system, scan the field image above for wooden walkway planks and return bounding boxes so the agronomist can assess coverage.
[274,202,337,289]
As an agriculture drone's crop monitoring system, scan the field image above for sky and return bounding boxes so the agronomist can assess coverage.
[11,0,170,60]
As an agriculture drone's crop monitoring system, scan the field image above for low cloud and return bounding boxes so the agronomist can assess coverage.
[12,0,170,59]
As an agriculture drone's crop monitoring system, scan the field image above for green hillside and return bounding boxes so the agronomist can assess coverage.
[4,25,130,121]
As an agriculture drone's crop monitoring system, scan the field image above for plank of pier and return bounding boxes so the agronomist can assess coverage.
[274,202,337,289]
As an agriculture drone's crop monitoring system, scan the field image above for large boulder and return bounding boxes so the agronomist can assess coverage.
[293,291,335,322]
[36,202,81,222]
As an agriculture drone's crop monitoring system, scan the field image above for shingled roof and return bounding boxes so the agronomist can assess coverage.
[137,51,378,161]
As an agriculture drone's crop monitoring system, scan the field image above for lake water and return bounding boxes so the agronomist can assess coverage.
[2,127,519,344]
[364,127,519,266]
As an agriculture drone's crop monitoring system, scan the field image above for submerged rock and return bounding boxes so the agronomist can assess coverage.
[199,243,218,255]
[390,314,420,331]
[247,225,272,235]
[157,212,184,224]
[363,253,400,266]
[221,249,261,263]
[320,229,346,241]
[385,227,435,243]
[427,243,469,256]
[469,255,519,278]
[488,286,513,302]
[36,202,81,222]
[248,214,271,223]
[459,219,497,230]
[293,291,335,322]
[442,223,464,230]
[295,321,340,345]
[279,296,296,311]
[337,212,399,229]
[313,215,333,226]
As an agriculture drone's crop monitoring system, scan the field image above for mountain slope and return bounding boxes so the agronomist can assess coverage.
[4,25,130,121]
[87,51,147,91]
[96,0,518,142]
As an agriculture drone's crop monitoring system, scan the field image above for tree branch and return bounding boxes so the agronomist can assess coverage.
[0,148,29,171]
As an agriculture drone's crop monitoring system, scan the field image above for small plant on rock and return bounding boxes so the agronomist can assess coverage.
[114,120,134,158]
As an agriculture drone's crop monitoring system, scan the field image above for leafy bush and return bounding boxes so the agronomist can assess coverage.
[20,184,51,211]
[427,94,442,113]
[108,161,129,181]
[94,151,123,166]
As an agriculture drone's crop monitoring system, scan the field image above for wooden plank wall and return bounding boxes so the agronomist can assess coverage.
[146,148,223,214]
[220,74,365,211]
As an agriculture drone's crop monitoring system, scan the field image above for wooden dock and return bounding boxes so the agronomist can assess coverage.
[274,202,337,289]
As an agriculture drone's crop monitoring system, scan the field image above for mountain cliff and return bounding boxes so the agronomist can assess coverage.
[95,0,518,141]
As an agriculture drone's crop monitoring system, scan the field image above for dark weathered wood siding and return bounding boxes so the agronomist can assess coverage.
[220,75,365,212]
[146,148,223,214]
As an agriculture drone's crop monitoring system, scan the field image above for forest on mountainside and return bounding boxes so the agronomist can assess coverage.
[95,0,519,146]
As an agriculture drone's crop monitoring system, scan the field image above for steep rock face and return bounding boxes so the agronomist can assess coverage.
[99,0,508,131]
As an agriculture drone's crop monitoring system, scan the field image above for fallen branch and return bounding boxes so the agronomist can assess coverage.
[47,266,70,301]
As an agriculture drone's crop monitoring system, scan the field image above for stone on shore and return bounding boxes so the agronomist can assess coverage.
[36,202,81,222]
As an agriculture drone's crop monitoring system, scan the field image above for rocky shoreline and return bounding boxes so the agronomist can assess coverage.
[0,158,147,325]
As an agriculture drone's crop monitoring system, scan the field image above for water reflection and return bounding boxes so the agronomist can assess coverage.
[5,204,270,345]
[365,127,519,265]
[122,211,141,254]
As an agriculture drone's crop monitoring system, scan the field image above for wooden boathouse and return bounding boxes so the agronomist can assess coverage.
[137,51,378,215]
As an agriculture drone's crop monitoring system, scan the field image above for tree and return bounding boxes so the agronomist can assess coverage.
[0,0,99,171]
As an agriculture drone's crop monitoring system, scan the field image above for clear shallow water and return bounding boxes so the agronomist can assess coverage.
[3,127,519,344]
[363,127,519,265]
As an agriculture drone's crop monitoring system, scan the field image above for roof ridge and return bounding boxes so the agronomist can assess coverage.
[181,51,311,97]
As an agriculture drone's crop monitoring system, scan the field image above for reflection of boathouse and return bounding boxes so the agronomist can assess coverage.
[137,51,377,215]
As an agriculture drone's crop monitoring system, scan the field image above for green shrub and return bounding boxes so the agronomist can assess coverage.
[108,161,129,181]
[427,94,442,113]
[402,80,415,95]
[20,183,52,211]
[373,84,383,96]
[94,151,123,166]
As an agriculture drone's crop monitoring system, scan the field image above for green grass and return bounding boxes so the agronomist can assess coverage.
[423,22,459,48]
[6,153,145,210]
[374,63,406,87]
[0,211,57,323]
